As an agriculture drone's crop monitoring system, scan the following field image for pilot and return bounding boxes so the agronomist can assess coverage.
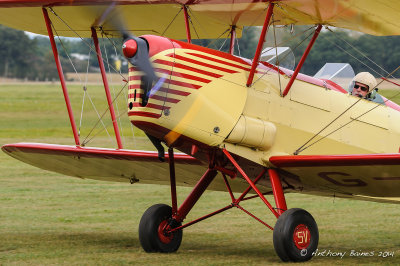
[350,72,377,99]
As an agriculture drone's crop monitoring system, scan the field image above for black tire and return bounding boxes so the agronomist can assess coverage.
[139,204,182,253]
[273,208,319,262]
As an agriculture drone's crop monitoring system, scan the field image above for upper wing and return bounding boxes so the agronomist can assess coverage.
[0,0,400,38]
[270,153,400,200]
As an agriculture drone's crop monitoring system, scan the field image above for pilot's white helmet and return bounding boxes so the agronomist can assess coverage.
[352,72,377,91]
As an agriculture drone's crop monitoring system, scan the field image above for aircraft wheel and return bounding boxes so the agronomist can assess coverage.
[139,204,182,253]
[273,208,318,262]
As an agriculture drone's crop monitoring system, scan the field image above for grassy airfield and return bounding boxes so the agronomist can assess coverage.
[1,83,400,265]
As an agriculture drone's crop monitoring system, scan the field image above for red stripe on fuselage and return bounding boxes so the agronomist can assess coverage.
[146,103,170,110]
[158,87,191,96]
[129,76,142,81]
[129,93,181,104]
[186,52,251,72]
[129,84,140,89]
[153,59,223,78]
[150,94,181,103]
[172,54,238,74]
[166,78,201,89]
[128,111,161,118]
[154,68,212,83]
[131,102,169,110]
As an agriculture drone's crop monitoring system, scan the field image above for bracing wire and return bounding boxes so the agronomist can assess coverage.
[187,7,210,39]
[47,7,126,82]
[82,82,128,146]
[272,16,283,95]
[251,26,315,86]
[52,25,112,141]
[79,85,86,136]
[48,7,130,146]
[78,48,92,136]
[52,25,83,84]
[293,28,400,154]
[104,32,138,147]
[86,89,112,139]
[83,103,129,146]
[186,7,200,39]
[327,38,384,79]
[205,28,230,49]
[218,37,229,51]
[327,27,395,79]
[161,8,183,37]
[236,37,241,57]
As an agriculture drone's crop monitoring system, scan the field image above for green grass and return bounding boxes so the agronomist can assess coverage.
[1,84,400,265]
[0,84,146,148]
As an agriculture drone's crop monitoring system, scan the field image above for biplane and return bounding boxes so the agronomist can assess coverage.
[2,0,400,262]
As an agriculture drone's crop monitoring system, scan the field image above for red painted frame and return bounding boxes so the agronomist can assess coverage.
[183,5,192,44]
[43,8,80,146]
[229,25,236,55]
[282,24,322,97]
[246,2,274,87]
[173,168,218,222]
[268,168,287,215]
[42,2,289,237]
[91,27,124,149]
[168,147,178,215]
[166,149,288,234]
[222,149,280,218]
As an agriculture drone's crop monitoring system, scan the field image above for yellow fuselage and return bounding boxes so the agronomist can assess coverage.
[128,36,400,167]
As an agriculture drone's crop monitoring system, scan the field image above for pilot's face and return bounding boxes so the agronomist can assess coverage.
[352,82,369,98]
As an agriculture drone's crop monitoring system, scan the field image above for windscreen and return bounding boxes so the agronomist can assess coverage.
[260,47,295,71]
[314,63,355,90]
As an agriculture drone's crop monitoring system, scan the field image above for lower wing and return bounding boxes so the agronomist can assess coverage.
[2,142,205,186]
[4,143,400,204]
[270,154,400,203]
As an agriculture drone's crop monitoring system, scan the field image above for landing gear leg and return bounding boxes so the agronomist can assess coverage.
[138,148,319,261]
[139,148,217,253]
[222,150,319,261]
[269,169,319,262]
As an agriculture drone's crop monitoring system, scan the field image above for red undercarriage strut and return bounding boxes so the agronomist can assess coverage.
[165,148,287,234]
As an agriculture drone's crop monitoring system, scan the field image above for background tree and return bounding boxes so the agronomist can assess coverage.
[284,27,400,77]
[0,25,37,79]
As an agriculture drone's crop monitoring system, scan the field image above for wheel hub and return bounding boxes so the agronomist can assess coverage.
[293,224,311,249]
[158,220,173,244]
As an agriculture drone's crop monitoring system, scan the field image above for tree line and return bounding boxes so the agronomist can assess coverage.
[288,27,400,78]
[0,25,124,81]
[1,24,400,81]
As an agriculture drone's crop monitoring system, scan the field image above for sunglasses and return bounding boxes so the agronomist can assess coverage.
[354,84,368,92]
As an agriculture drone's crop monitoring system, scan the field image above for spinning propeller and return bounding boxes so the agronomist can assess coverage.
[94,3,158,86]
[121,33,157,85]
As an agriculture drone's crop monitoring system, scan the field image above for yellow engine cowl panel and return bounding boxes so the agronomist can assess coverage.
[161,76,248,146]
[225,115,276,150]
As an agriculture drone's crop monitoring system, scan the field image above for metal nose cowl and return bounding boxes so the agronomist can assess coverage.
[122,39,138,58]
